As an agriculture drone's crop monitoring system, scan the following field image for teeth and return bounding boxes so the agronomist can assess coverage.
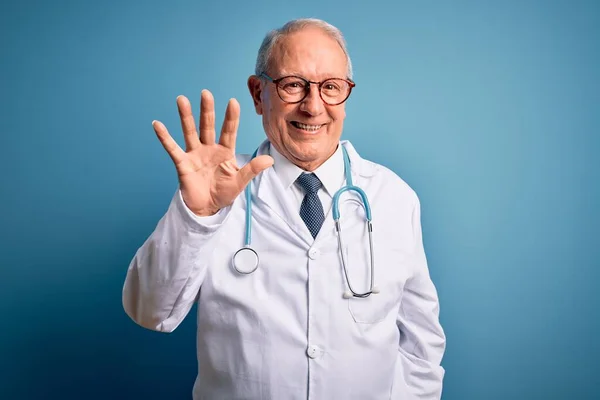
[295,122,322,131]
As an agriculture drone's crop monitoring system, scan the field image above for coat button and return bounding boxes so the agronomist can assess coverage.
[306,345,322,359]
[308,248,320,260]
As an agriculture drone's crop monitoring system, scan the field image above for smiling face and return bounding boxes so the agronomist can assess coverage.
[248,27,350,171]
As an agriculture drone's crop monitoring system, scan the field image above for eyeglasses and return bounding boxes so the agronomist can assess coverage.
[260,73,355,106]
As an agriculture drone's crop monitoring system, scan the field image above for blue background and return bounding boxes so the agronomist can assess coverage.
[1,0,598,399]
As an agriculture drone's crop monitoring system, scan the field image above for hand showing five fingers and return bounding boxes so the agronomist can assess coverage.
[152,90,274,216]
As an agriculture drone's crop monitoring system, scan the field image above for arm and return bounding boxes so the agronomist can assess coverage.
[392,196,446,399]
[122,189,229,332]
[121,91,272,332]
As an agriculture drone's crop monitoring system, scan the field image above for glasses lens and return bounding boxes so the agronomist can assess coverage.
[277,77,308,102]
[274,76,352,104]
[320,79,351,105]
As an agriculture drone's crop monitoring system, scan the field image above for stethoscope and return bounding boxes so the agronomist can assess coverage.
[232,144,379,299]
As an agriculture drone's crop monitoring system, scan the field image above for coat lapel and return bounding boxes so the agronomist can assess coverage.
[252,140,314,247]
[317,141,379,243]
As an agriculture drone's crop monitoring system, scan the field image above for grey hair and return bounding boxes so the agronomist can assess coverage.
[254,18,353,80]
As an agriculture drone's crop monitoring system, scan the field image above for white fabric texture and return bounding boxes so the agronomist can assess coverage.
[122,140,446,400]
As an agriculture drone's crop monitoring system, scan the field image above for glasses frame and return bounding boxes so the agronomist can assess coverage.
[260,73,356,106]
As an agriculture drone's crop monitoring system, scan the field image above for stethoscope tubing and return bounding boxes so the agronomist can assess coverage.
[233,144,377,299]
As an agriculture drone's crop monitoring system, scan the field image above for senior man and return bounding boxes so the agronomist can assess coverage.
[123,18,446,399]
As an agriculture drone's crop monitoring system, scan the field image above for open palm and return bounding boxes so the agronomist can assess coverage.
[152,90,273,216]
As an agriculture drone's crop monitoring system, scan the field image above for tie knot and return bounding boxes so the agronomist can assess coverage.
[296,173,322,194]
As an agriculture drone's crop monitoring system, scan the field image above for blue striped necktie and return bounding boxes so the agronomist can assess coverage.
[296,173,325,239]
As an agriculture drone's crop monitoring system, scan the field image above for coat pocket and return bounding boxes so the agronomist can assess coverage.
[344,246,401,324]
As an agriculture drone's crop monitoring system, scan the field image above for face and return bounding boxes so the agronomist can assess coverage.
[248,27,349,171]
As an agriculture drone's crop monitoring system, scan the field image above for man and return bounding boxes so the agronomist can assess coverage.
[123,18,446,399]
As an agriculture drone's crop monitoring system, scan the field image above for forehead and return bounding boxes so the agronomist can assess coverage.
[269,27,348,79]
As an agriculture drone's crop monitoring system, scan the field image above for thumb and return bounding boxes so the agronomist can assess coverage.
[237,155,274,188]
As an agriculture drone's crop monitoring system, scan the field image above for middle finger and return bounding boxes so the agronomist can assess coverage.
[199,89,216,145]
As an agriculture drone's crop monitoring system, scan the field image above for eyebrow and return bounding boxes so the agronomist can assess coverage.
[274,71,346,80]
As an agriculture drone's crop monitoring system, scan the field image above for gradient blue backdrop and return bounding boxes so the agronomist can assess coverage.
[1,0,598,399]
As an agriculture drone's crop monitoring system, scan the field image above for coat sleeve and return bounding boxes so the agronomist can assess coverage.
[392,195,446,399]
[122,188,231,333]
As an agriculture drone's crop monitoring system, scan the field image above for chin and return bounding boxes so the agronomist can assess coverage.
[293,149,332,169]
[290,143,321,157]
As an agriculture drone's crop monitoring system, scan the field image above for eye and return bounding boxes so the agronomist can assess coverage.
[279,78,307,93]
[322,80,342,93]
[284,82,302,89]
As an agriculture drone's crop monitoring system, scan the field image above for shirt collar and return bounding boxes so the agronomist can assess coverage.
[269,142,345,197]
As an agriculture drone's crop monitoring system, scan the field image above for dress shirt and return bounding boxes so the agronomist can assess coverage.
[270,143,345,218]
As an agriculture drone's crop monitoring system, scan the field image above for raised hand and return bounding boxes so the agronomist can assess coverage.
[152,90,274,216]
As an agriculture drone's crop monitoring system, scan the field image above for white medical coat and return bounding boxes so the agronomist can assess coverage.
[122,140,446,399]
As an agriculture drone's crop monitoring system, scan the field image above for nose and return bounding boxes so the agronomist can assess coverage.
[299,84,325,116]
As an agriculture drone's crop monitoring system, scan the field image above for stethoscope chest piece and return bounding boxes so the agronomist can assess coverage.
[232,246,259,274]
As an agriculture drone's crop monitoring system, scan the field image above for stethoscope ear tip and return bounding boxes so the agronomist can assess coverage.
[371,286,380,294]
[343,291,353,299]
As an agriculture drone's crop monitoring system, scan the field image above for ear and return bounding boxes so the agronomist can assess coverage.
[247,75,264,115]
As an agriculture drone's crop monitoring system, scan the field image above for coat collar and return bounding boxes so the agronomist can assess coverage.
[248,139,378,247]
